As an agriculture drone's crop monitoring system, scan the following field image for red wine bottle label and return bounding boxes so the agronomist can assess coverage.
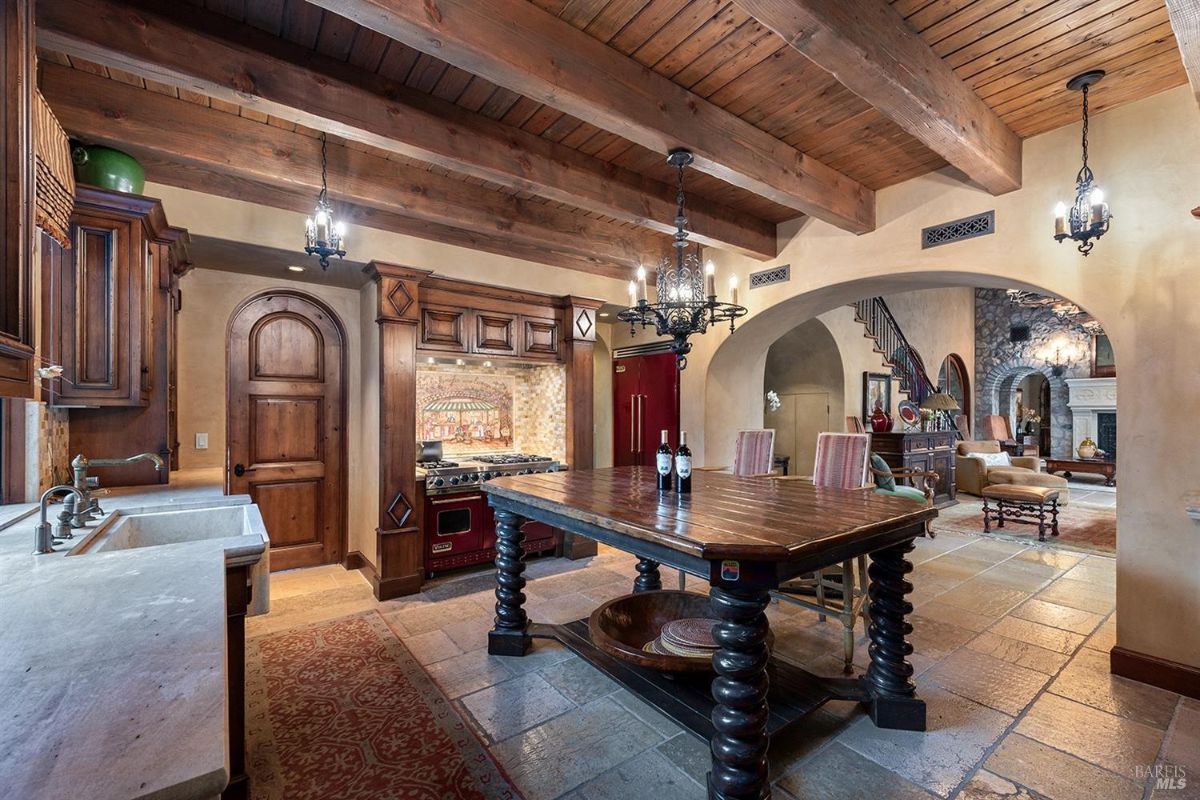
[656,453,672,475]
[675,455,692,478]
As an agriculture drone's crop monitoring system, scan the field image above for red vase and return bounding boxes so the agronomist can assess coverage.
[870,408,892,433]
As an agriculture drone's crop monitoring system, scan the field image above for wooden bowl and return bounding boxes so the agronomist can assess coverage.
[588,590,719,673]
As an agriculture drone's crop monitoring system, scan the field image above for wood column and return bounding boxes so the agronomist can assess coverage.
[367,262,431,600]
[561,296,603,560]
[0,0,35,399]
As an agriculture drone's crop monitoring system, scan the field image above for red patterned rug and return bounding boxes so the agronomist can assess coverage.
[932,498,1116,554]
[246,611,522,800]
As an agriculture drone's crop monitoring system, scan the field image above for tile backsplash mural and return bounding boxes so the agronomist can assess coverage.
[416,364,566,462]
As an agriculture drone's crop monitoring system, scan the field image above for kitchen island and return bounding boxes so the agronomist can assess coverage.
[483,467,936,800]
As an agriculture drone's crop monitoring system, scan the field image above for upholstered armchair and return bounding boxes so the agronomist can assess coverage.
[956,440,1066,502]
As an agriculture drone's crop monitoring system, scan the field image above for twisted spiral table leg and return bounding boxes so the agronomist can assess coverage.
[708,585,771,800]
[633,557,663,593]
[488,508,532,657]
[864,538,926,731]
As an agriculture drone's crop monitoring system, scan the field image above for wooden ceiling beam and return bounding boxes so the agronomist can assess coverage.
[137,158,626,278]
[731,0,1023,194]
[39,63,650,279]
[1166,1,1200,107]
[36,0,776,259]
[304,0,876,233]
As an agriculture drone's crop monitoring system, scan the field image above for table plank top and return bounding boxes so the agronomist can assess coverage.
[484,467,936,561]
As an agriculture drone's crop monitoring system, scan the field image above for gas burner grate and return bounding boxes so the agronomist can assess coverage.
[418,460,459,469]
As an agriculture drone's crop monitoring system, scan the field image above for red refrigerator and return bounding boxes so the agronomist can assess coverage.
[613,352,681,467]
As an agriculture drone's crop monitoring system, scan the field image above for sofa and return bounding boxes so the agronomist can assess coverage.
[956,440,1070,504]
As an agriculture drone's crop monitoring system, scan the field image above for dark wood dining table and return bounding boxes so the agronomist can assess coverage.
[483,466,937,800]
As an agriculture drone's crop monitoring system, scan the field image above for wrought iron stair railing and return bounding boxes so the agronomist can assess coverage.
[850,297,958,434]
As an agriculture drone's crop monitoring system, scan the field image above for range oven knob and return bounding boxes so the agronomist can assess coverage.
[546,465,558,472]
[450,476,460,485]
[433,477,444,487]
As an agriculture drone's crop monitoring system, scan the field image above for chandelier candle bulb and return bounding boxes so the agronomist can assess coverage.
[628,281,637,307]
[637,266,648,303]
[705,262,716,298]
[729,275,739,306]
[1089,189,1108,225]
[1054,203,1068,236]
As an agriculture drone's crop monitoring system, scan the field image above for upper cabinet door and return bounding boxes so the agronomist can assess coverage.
[418,304,470,353]
[520,315,560,360]
[473,311,519,356]
[52,209,148,407]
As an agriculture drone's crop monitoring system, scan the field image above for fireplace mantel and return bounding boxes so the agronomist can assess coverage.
[1066,377,1116,453]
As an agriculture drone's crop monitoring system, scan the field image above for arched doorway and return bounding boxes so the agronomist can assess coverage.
[762,318,844,473]
[227,289,348,570]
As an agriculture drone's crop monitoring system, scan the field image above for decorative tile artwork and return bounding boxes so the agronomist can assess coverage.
[416,371,516,454]
[416,364,567,462]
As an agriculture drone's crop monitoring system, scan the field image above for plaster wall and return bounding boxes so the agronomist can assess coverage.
[688,84,1200,670]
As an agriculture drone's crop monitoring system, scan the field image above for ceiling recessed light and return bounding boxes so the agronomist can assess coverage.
[287,265,305,273]
[426,357,435,364]
[455,359,465,366]
[598,312,610,318]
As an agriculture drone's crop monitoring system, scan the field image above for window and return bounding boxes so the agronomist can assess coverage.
[938,354,971,421]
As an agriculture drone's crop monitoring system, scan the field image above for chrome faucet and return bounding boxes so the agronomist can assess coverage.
[34,485,84,554]
[67,453,166,527]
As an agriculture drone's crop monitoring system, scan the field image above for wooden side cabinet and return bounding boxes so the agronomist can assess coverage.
[870,431,957,506]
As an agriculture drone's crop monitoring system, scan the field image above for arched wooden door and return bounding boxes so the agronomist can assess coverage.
[227,291,346,570]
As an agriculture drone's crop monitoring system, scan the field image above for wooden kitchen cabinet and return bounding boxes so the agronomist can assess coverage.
[43,186,190,485]
[50,186,171,407]
[473,310,519,356]
[520,315,560,360]
[419,304,470,352]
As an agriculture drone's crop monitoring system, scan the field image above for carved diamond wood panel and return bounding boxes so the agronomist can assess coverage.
[386,490,413,530]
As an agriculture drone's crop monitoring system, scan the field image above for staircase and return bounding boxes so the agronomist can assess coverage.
[851,297,957,432]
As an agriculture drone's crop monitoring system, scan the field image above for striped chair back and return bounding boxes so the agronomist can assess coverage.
[731,429,775,476]
[812,432,871,489]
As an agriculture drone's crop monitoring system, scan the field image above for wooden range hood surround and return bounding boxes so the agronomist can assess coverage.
[363,262,602,600]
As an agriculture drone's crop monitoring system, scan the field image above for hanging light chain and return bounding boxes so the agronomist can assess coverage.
[319,132,330,205]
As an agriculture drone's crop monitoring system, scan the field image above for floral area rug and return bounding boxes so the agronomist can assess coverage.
[247,611,522,799]
[933,497,1116,554]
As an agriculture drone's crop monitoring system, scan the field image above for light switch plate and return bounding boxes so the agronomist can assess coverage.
[195,432,209,450]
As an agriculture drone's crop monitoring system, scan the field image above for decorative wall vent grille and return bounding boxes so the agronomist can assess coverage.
[749,264,790,289]
[613,342,676,359]
[921,211,994,249]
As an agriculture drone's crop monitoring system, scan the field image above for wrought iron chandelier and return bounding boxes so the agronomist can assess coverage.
[617,149,747,369]
[1053,71,1111,256]
[304,133,347,269]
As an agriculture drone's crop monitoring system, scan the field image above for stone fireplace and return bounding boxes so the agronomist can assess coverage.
[1066,377,1116,456]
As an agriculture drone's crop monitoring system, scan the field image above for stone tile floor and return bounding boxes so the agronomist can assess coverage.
[248,529,1196,800]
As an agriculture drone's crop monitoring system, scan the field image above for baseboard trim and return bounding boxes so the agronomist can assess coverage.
[343,551,368,571]
[1111,645,1200,700]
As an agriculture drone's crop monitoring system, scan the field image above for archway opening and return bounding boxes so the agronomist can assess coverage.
[762,318,844,474]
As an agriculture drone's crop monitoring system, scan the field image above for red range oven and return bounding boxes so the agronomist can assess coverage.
[421,455,561,576]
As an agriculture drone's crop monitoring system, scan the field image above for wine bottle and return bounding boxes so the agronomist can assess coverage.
[675,431,692,494]
[656,430,673,492]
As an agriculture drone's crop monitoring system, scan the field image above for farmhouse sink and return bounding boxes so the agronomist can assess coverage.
[68,497,270,614]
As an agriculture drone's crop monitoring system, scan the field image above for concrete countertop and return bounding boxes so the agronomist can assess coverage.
[0,472,260,800]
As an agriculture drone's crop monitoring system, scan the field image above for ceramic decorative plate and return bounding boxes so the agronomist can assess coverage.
[897,399,920,428]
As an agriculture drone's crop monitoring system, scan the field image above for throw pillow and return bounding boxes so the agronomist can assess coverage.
[870,453,896,491]
[977,451,1012,469]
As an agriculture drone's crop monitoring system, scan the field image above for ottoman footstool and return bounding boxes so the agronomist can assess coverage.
[981,485,1061,542]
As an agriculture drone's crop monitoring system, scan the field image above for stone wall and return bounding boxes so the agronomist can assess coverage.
[25,401,70,496]
[973,289,1095,457]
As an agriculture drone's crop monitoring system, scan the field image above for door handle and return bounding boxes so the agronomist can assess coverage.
[232,463,257,477]
[636,394,644,454]
[633,395,643,455]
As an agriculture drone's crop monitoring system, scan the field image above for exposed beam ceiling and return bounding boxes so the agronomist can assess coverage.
[36,0,776,260]
[1166,1,1200,106]
[41,62,654,279]
[142,159,624,278]
[305,0,876,233]
[732,0,1023,194]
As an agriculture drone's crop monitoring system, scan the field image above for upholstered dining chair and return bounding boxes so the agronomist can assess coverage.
[771,432,873,673]
[678,430,776,589]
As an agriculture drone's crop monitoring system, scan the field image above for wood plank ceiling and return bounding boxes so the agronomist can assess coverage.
[36,0,1189,276]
